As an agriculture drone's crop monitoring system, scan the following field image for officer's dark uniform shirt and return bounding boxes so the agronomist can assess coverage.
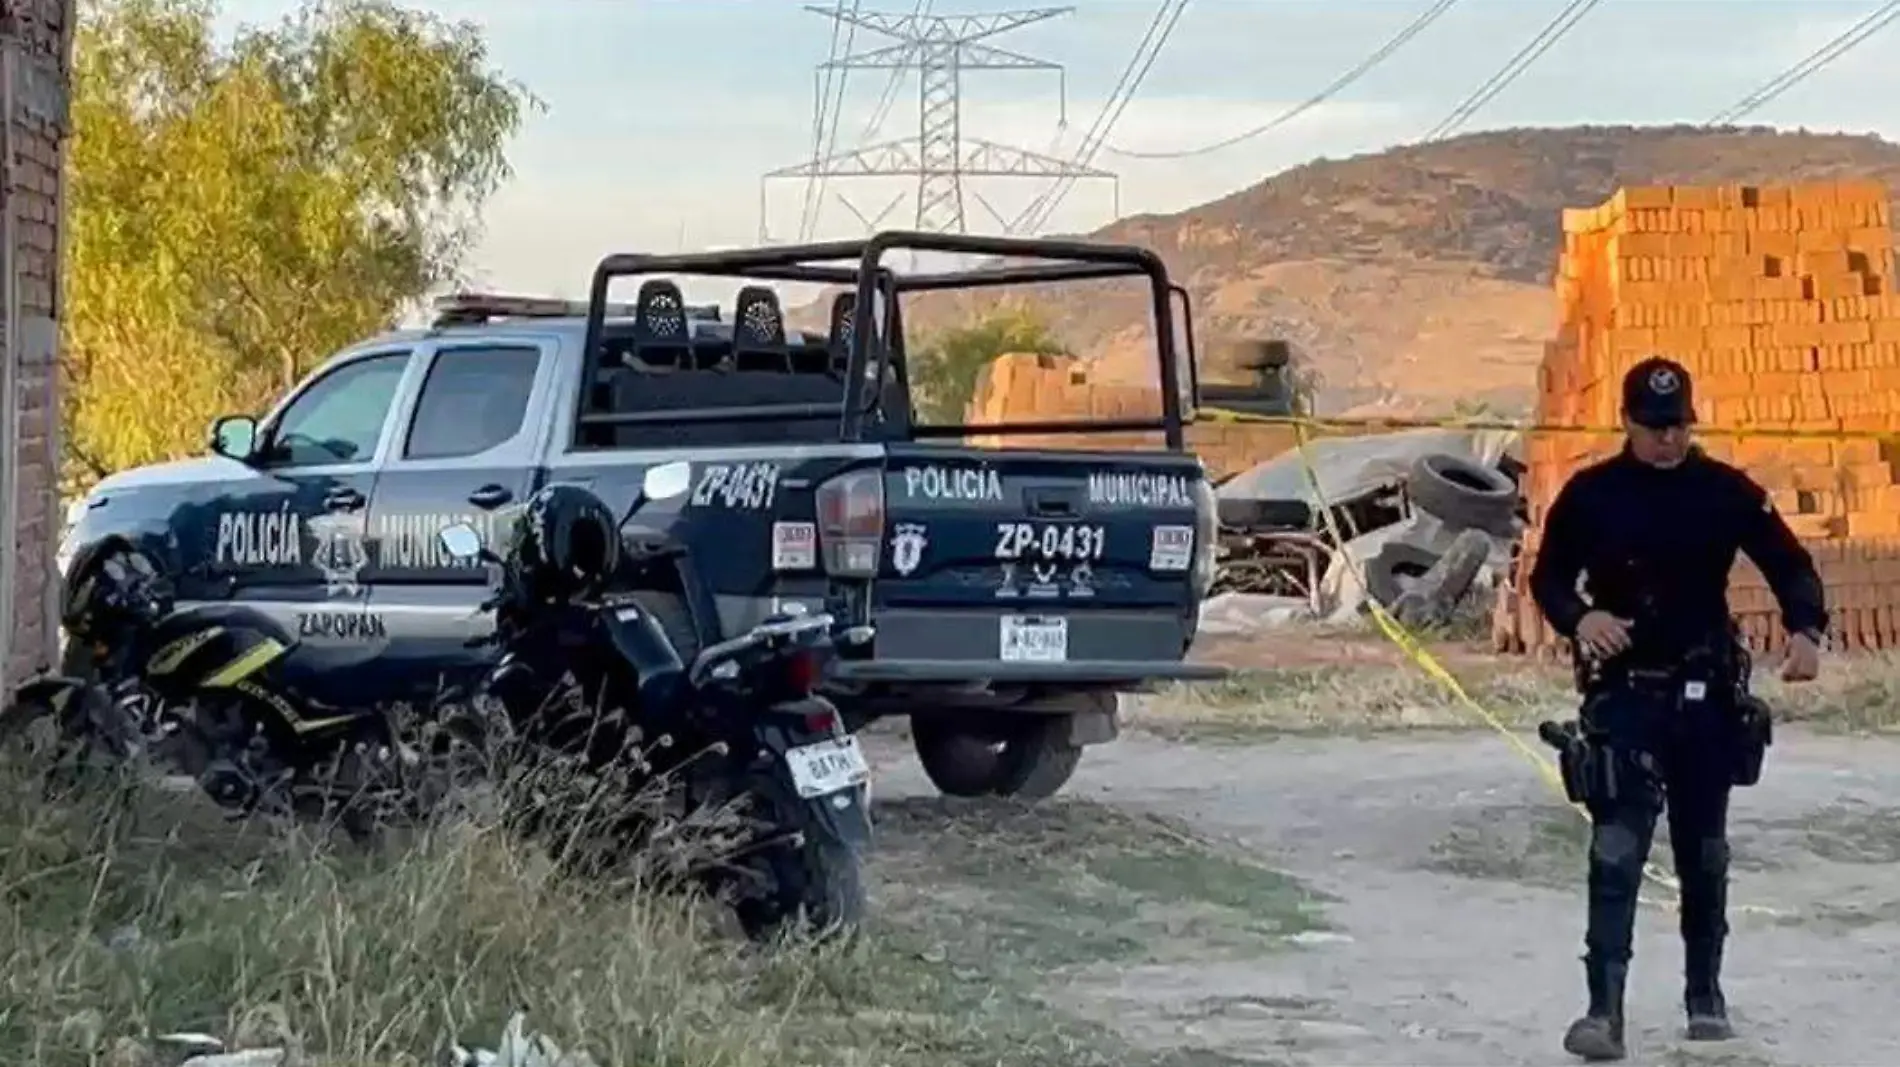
[1529,446,1828,666]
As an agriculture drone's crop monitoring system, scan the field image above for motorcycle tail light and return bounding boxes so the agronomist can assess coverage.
[782,648,819,695]
[802,705,838,733]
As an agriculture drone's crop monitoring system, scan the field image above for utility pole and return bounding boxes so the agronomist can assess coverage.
[762,5,1118,238]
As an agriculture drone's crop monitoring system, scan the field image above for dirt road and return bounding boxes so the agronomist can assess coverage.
[871,727,1900,1066]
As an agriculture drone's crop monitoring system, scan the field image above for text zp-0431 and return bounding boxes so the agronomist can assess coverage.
[994,522,1106,561]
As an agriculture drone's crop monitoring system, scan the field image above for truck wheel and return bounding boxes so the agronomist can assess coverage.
[912,706,1091,800]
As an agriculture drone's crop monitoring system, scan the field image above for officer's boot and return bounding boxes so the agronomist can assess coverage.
[1562,956,1628,1062]
[1684,938,1734,1041]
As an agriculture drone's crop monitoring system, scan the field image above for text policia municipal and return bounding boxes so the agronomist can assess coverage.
[900,465,1195,509]
[214,509,491,570]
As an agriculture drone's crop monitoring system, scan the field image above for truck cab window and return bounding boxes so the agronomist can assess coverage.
[403,345,541,460]
[265,353,409,468]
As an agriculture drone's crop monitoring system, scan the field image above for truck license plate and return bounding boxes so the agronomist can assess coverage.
[1000,615,1068,662]
[784,735,872,799]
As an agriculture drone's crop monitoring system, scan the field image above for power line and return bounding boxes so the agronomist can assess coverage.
[1707,0,1900,125]
[1013,0,1191,234]
[1104,0,1463,161]
[860,0,933,141]
[762,8,1095,237]
[1420,0,1602,143]
[1010,2,1170,232]
[805,0,865,240]
[795,1,852,243]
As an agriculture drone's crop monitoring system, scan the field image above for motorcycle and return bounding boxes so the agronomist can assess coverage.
[436,460,875,939]
[0,540,451,835]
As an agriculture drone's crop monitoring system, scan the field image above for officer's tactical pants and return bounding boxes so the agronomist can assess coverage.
[1582,685,1735,975]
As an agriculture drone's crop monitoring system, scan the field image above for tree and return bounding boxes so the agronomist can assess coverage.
[909,305,1069,425]
[64,0,538,488]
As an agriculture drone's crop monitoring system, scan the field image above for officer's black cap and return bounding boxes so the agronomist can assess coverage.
[1622,357,1696,429]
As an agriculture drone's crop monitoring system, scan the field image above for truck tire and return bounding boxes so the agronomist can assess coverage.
[912,694,1103,800]
[1407,453,1517,536]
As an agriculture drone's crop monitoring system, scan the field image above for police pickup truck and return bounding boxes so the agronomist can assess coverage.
[58,231,1224,800]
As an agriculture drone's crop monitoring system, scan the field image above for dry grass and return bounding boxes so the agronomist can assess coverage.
[0,739,1294,1067]
[1135,643,1900,742]
[0,755,792,1066]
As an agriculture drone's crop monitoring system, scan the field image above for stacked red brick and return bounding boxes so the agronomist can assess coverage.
[1498,181,1900,657]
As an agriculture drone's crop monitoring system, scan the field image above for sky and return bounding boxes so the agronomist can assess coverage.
[213,0,1900,300]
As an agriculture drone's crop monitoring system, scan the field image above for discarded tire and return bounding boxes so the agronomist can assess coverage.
[1365,541,1444,607]
[1217,497,1313,531]
[1388,528,1492,629]
[1407,453,1518,535]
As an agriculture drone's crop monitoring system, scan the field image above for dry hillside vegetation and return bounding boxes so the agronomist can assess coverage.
[895,126,1900,415]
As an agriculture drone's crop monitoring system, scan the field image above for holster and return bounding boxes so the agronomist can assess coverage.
[1696,632,1773,788]
[1731,692,1773,787]
[1537,713,1657,812]
[1538,718,1598,806]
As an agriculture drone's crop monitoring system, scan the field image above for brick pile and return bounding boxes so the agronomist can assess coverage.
[1498,181,1900,657]
[964,352,1349,480]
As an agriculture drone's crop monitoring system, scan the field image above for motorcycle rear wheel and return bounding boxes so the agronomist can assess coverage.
[730,781,867,942]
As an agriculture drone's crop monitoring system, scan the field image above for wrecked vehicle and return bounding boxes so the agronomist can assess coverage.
[45,232,1225,803]
[1211,428,1524,626]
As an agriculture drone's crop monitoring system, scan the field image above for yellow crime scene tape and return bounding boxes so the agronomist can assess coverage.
[1200,406,1900,445]
[1275,413,1818,919]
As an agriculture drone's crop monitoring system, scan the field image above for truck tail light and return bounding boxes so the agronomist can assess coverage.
[1190,477,1218,598]
[816,468,884,578]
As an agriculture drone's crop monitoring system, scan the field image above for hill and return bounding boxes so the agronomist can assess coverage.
[896,125,1900,416]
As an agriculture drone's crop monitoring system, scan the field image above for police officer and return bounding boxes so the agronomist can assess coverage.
[1529,356,1825,1062]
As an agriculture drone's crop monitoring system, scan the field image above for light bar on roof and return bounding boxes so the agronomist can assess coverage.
[431,291,723,324]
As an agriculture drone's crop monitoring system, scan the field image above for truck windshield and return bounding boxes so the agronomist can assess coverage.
[571,231,1197,452]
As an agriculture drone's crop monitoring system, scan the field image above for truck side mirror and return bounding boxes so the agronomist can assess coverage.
[210,415,259,462]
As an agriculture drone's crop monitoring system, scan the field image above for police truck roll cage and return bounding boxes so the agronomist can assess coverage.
[572,229,1198,450]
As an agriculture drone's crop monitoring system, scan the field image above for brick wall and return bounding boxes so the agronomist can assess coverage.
[1498,181,1900,657]
[965,351,1369,480]
[0,0,73,692]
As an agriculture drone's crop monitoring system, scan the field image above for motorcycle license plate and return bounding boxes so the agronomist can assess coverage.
[784,735,872,799]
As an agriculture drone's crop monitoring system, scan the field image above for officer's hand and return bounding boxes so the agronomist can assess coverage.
[1575,611,1633,659]
[1781,632,1821,683]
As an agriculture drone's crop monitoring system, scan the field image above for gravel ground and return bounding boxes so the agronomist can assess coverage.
[874,727,1900,1066]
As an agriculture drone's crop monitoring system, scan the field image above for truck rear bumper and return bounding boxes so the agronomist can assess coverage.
[831,659,1228,685]
[838,607,1228,687]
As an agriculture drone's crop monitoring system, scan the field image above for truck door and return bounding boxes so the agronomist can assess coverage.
[205,348,414,704]
[362,338,550,698]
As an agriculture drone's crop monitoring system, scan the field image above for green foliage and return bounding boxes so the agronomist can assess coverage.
[909,305,1069,425]
[64,0,538,487]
